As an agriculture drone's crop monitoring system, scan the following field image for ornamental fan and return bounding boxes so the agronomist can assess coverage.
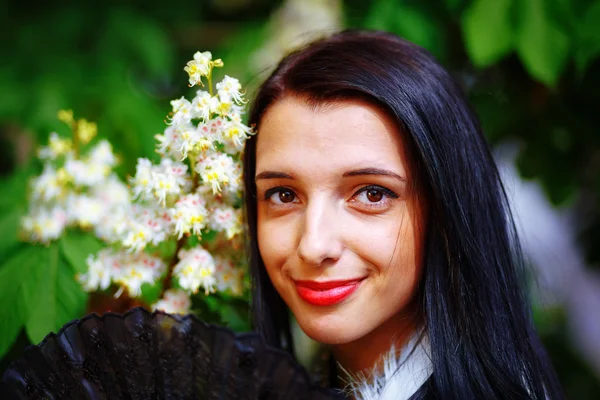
[0,308,344,399]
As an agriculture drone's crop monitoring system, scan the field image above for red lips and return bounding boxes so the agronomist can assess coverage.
[294,278,364,306]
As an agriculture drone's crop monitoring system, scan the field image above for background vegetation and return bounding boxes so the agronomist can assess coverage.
[1,0,599,397]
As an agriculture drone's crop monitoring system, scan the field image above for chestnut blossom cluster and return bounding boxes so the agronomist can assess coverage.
[78,51,251,312]
[22,52,250,316]
[79,248,167,298]
[151,289,192,314]
[21,112,128,244]
[214,256,244,296]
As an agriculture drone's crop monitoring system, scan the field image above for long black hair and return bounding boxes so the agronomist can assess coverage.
[243,30,563,399]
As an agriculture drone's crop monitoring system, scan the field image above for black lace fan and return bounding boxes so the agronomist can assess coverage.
[1,307,345,400]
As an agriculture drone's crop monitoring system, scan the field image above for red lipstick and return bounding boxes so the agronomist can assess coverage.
[294,278,363,306]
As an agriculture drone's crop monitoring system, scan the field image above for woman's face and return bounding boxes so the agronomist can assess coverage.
[255,96,426,345]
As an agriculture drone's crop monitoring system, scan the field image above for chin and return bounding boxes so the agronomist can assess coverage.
[295,313,365,345]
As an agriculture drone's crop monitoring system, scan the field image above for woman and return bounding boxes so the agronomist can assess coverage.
[243,30,563,399]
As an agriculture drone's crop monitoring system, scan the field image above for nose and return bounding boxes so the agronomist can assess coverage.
[297,196,343,266]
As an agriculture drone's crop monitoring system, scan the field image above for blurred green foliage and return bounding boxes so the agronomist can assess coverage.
[1,0,599,396]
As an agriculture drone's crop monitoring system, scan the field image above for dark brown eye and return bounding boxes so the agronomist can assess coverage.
[366,188,383,202]
[278,190,295,203]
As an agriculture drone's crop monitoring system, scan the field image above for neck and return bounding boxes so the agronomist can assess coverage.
[331,309,418,377]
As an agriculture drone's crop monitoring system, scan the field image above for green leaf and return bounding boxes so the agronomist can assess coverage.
[191,295,223,326]
[25,244,88,344]
[219,21,270,100]
[0,66,28,120]
[0,207,24,261]
[0,165,34,213]
[15,247,50,320]
[0,246,47,357]
[462,0,514,66]
[575,1,600,75]
[392,5,444,58]
[154,238,177,260]
[140,281,162,305]
[60,230,104,274]
[515,0,570,87]
[363,0,397,31]
[220,303,250,332]
[56,253,88,324]
[24,244,59,343]
[104,8,174,78]
[199,229,217,246]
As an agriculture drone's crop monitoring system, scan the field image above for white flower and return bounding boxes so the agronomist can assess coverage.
[88,140,118,168]
[94,203,130,243]
[152,158,190,206]
[152,289,191,314]
[220,119,252,154]
[171,193,209,239]
[37,132,73,160]
[155,125,185,160]
[66,194,106,229]
[216,75,244,104]
[209,205,242,239]
[131,158,190,206]
[21,206,68,243]
[113,252,167,297]
[130,158,154,200]
[121,205,171,252]
[168,97,193,127]
[194,183,232,208]
[78,249,114,291]
[157,122,215,161]
[221,159,243,198]
[88,175,131,243]
[184,51,213,86]
[150,171,180,206]
[92,174,131,207]
[191,90,219,122]
[81,249,167,298]
[213,98,233,117]
[65,157,110,187]
[82,250,167,298]
[30,164,66,202]
[176,124,201,160]
[195,122,217,152]
[121,220,154,253]
[195,152,241,194]
[174,247,216,295]
[214,256,244,296]
[208,116,226,137]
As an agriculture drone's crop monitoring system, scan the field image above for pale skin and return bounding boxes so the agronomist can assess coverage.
[255,96,427,376]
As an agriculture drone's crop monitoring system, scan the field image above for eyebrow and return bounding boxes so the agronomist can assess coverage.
[343,168,407,182]
[255,171,294,180]
[255,168,406,182]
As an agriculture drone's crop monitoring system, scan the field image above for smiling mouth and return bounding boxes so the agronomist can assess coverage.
[294,278,364,306]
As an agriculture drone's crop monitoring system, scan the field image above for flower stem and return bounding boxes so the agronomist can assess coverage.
[160,236,187,298]
[159,156,202,299]
[189,151,199,187]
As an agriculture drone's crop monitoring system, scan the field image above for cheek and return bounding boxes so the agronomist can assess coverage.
[256,210,297,274]
[352,212,419,271]
[358,208,424,299]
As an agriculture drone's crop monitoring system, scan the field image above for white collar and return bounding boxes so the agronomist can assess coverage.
[341,334,433,400]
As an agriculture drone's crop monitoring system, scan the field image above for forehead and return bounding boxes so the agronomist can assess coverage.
[255,97,408,175]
